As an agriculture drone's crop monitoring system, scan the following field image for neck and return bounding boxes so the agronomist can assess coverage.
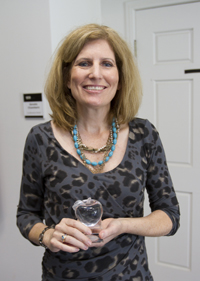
[76,107,111,134]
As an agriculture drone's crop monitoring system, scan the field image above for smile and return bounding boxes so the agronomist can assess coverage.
[84,86,106,90]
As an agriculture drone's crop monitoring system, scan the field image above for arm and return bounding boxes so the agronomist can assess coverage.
[17,128,92,252]
[97,209,172,244]
[28,220,92,252]
[121,209,172,237]
[16,129,45,243]
[145,121,180,236]
[95,120,180,246]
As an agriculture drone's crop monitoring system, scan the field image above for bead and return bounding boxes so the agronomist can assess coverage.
[73,129,77,135]
[74,142,79,148]
[105,156,110,162]
[72,118,119,170]
[108,151,113,157]
[73,135,77,141]
[113,132,117,139]
[111,145,115,151]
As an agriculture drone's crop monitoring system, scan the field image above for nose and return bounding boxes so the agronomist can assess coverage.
[88,63,102,79]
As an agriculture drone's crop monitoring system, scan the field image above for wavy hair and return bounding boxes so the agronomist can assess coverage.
[45,23,142,130]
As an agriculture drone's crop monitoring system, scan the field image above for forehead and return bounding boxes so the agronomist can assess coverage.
[76,39,115,59]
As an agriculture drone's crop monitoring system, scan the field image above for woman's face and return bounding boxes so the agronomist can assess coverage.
[67,39,120,111]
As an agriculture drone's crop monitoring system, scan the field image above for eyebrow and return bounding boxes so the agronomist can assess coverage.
[75,57,116,64]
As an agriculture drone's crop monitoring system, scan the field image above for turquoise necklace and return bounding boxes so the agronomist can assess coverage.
[71,118,119,173]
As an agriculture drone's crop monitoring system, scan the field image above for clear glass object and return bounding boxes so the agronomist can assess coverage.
[72,198,103,243]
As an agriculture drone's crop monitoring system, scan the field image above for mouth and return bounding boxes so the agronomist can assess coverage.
[83,85,106,91]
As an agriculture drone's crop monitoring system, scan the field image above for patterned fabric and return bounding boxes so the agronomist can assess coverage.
[17,118,180,281]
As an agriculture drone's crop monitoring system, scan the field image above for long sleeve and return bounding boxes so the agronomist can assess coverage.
[17,127,45,242]
[144,120,180,236]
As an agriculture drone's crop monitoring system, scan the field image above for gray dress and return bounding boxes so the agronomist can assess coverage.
[17,118,180,281]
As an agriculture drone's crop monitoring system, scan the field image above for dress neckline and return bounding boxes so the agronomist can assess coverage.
[46,120,131,176]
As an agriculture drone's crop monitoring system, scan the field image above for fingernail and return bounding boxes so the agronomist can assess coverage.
[87,240,92,246]
[84,245,89,250]
[101,232,105,239]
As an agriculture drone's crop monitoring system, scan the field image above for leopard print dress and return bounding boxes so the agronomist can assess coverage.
[17,118,180,281]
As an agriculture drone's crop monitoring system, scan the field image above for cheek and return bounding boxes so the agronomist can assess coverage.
[69,70,84,89]
[68,77,78,90]
[110,73,119,88]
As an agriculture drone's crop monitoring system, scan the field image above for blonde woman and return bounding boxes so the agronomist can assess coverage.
[17,24,180,281]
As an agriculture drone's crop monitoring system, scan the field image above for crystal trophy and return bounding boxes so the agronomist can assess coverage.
[72,198,103,243]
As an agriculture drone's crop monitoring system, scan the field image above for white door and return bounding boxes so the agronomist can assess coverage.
[129,2,200,281]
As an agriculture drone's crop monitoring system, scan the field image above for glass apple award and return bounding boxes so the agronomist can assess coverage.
[72,198,103,243]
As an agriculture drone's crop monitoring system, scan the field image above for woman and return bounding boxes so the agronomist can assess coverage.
[17,24,180,281]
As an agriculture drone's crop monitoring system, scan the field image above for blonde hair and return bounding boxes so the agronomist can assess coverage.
[45,23,142,130]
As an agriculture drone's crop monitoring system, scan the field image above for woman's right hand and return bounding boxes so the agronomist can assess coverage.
[43,218,92,253]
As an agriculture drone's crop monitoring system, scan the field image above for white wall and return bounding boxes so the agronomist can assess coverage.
[0,0,127,280]
[0,0,102,280]
[49,0,102,52]
[101,0,127,37]
[0,1,52,280]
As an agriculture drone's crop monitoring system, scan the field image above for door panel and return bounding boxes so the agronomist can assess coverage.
[134,2,200,280]
[155,79,192,164]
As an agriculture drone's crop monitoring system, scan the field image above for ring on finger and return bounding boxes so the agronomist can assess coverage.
[61,234,67,243]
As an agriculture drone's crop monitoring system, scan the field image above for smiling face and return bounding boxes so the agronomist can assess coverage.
[67,39,120,113]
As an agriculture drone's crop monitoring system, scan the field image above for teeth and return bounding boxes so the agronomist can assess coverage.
[85,86,104,90]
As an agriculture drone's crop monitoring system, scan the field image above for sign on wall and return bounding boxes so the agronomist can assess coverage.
[23,93,44,118]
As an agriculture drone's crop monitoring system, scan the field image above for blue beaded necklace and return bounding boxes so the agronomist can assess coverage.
[72,118,119,173]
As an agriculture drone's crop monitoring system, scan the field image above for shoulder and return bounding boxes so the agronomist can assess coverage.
[129,118,154,131]
[25,120,53,146]
[129,118,159,145]
[29,120,52,134]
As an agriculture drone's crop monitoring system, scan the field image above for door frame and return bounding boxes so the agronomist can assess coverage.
[125,0,200,49]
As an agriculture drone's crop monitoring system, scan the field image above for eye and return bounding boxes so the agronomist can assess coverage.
[77,61,91,67]
[102,61,114,67]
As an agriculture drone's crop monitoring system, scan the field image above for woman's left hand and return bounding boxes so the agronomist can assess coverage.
[89,210,173,248]
[89,218,125,247]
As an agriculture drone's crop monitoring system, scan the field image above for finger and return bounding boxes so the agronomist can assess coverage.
[62,233,91,250]
[56,227,92,247]
[99,227,113,239]
[89,239,105,248]
[50,236,80,253]
[53,229,92,250]
[58,218,92,235]
[56,219,92,243]
[99,223,117,240]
